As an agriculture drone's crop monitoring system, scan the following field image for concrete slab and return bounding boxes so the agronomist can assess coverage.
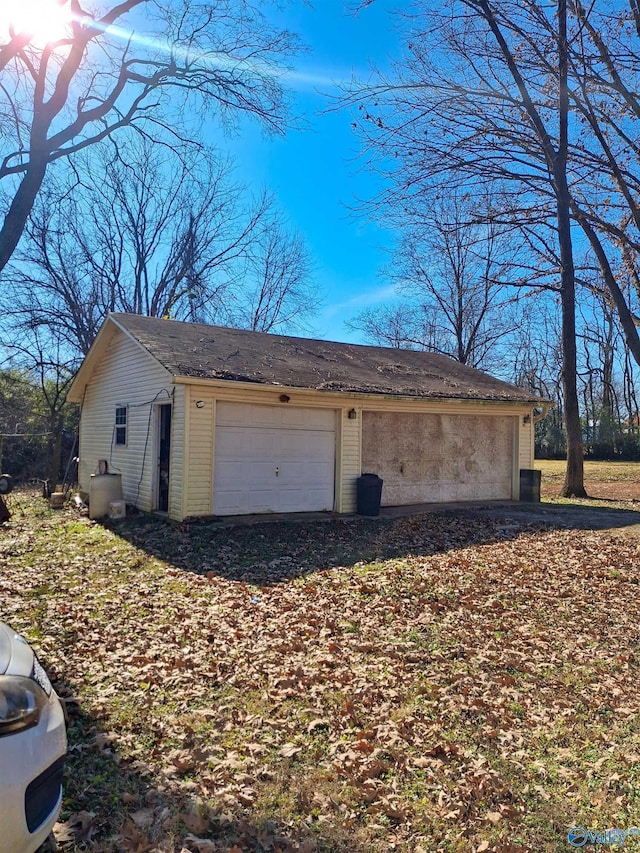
[190,498,640,536]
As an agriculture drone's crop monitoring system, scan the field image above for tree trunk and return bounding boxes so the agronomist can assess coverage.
[47,413,63,489]
[556,0,586,497]
[559,276,586,495]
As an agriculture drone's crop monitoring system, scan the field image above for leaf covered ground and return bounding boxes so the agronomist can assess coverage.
[2,485,640,852]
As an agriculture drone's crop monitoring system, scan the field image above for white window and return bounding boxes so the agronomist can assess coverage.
[115,406,127,446]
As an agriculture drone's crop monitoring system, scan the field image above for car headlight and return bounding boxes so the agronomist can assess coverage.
[0,675,48,735]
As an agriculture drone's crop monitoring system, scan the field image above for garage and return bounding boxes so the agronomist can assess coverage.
[213,402,336,515]
[70,314,543,520]
[362,411,515,505]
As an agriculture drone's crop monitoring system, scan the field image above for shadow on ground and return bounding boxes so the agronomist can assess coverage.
[107,499,640,586]
[467,498,640,532]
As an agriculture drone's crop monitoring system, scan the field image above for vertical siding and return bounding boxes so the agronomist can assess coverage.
[518,412,535,469]
[185,390,215,517]
[168,383,185,521]
[339,407,361,513]
[78,331,173,512]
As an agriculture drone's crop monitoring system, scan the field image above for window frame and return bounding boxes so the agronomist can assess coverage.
[114,405,128,447]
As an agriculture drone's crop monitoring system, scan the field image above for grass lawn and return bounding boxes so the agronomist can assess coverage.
[2,485,640,852]
[536,459,640,503]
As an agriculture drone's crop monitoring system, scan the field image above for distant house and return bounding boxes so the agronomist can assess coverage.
[67,313,544,521]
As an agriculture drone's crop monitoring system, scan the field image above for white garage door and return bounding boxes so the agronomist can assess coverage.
[213,402,336,515]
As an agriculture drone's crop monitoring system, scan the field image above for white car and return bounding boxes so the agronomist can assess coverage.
[0,622,67,853]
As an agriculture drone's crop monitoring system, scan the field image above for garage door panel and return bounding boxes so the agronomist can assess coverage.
[223,489,275,515]
[285,488,332,511]
[456,480,512,501]
[279,460,334,483]
[286,431,335,456]
[253,460,280,480]
[362,411,514,506]
[215,429,244,455]
[217,402,335,431]
[214,404,336,515]
[284,431,315,457]
[248,489,280,513]
[215,460,251,482]
[306,461,335,480]
[258,434,279,457]
[282,408,311,428]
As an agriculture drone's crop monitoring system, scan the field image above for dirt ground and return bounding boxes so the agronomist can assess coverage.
[354,459,640,538]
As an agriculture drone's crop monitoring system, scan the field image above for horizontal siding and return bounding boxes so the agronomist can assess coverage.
[178,379,535,417]
[78,330,173,512]
[171,381,535,519]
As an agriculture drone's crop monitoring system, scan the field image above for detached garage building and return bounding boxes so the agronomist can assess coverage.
[67,313,544,521]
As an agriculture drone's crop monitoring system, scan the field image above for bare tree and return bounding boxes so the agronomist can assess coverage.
[228,211,318,333]
[348,0,587,495]
[2,136,318,358]
[348,302,436,351]
[556,0,640,371]
[0,0,299,273]
[578,292,620,453]
[512,298,566,457]
[350,194,525,371]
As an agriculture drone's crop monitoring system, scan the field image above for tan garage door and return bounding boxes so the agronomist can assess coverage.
[362,411,514,505]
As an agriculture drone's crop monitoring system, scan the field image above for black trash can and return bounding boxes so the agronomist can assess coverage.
[357,473,384,516]
[520,468,541,502]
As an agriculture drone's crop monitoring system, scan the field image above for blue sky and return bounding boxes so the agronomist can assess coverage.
[221,1,402,342]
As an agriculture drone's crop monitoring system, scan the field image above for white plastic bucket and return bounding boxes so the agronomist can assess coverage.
[109,500,126,520]
[89,474,123,519]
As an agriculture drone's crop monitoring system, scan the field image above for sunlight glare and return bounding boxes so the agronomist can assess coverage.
[0,0,72,47]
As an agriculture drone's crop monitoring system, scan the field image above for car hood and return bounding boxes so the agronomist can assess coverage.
[0,622,35,676]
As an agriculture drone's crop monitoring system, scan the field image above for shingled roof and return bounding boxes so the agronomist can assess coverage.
[103,313,540,403]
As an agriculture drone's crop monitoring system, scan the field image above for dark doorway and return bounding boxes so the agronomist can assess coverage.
[157,404,172,512]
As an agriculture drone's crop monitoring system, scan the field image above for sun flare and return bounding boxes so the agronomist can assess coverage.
[0,0,72,47]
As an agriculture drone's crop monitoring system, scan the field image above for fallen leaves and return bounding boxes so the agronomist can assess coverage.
[3,493,640,851]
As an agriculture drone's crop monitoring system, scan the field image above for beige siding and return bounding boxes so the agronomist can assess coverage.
[339,408,361,513]
[518,412,535,470]
[78,330,173,512]
[169,378,534,519]
[77,327,537,520]
[168,383,185,521]
[184,388,215,517]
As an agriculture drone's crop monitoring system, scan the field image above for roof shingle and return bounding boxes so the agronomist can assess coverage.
[112,313,542,403]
